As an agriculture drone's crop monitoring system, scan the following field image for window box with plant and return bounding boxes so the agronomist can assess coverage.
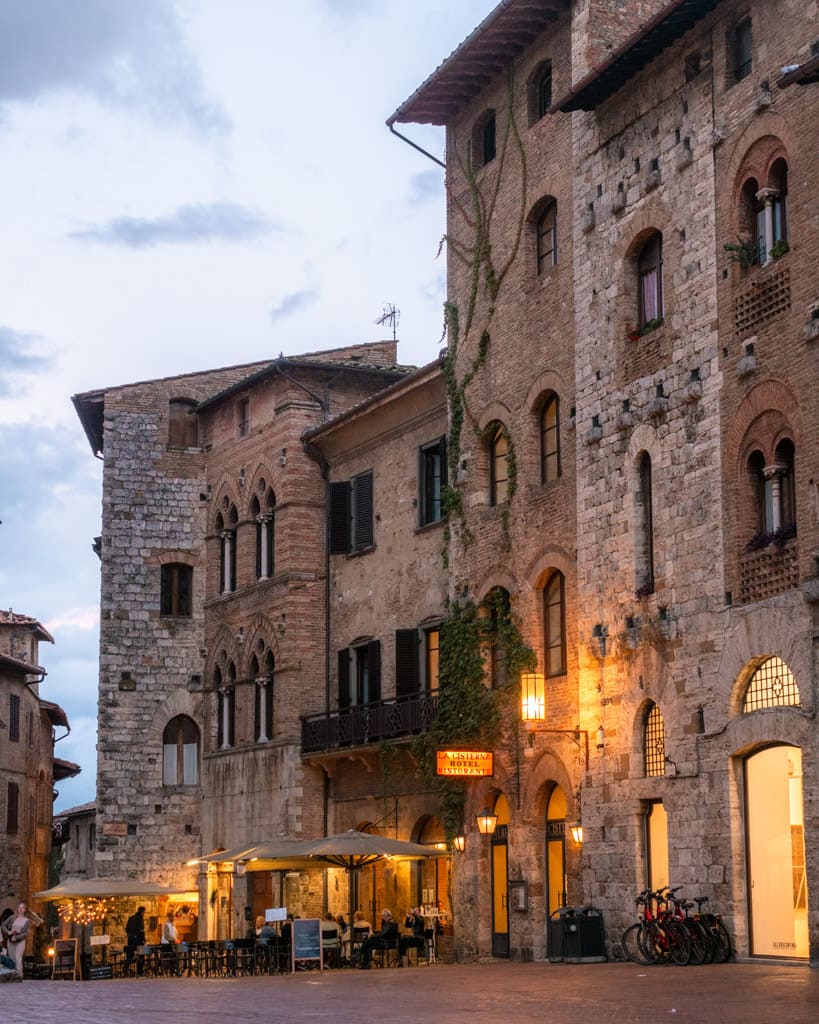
[626,317,664,341]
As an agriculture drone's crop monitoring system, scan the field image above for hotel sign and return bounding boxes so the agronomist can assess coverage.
[436,749,494,777]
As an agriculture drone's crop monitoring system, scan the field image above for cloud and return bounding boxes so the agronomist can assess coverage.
[0,0,228,134]
[409,170,443,205]
[0,327,49,397]
[270,288,319,323]
[68,202,276,248]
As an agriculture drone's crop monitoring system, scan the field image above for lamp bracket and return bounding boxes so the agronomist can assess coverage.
[533,728,589,766]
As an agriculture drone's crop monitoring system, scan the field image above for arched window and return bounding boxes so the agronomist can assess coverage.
[528,61,552,124]
[536,200,558,273]
[252,487,276,581]
[489,424,509,506]
[472,110,496,168]
[483,587,511,689]
[250,646,274,743]
[540,394,560,484]
[637,232,663,326]
[739,160,789,266]
[163,715,200,785]
[747,439,796,535]
[215,502,238,594]
[543,572,566,678]
[644,703,666,777]
[216,659,236,749]
[168,399,198,448]
[742,656,800,712]
[635,452,655,596]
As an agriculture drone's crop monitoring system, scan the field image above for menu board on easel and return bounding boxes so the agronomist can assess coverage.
[53,938,79,981]
[292,918,323,972]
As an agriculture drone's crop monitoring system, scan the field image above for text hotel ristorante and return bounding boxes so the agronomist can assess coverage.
[435,750,494,777]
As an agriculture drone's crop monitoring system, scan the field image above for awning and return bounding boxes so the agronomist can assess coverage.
[34,876,195,901]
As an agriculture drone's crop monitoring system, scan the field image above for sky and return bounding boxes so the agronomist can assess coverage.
[0,0,493,812]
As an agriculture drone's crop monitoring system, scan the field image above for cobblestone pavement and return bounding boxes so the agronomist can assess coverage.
[5,961,819,1024]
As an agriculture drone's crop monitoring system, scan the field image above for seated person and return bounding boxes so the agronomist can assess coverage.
[357,909,398,969]
[341,910,371,962]
[400,907,426,964]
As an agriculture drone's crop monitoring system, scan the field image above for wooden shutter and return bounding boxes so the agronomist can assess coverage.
[353,472,374,549]
[338,649,351,709]
[395,629,420,697]
[329,481,351,554]
[367,639,381,701]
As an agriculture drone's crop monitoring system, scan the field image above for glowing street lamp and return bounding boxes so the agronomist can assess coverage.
[520,672,546,723]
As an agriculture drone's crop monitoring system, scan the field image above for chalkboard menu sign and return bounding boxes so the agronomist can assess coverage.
[88,964,114,980]
[291,918,323,972]
[53,938,78,981]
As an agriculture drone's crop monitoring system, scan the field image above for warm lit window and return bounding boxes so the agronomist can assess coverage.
[163,715,200,785]
[489,424,509,506]
[419,438,447,526]
[543,572,566,678]
[540,394,560,484]
[644,703,666,777]
[637,232,663,326]
[536,200,557,273]
[742,656,800,712]
[425,628,440,693]
[160,563,192,617]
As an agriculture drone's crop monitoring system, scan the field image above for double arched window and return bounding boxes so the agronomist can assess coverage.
[251,485,276,580]
[215,502,238,595]
[747,439,795,536]
[250,644,275,743]
[736,150,789,266]
[215,657,236,749]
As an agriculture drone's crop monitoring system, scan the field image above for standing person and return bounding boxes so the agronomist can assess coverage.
[124,906,146,967]
[400,907,426,966]
[1,902,31,978]
[161,911,179,975]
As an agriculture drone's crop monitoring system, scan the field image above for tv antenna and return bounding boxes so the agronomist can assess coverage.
[375,303,400,340]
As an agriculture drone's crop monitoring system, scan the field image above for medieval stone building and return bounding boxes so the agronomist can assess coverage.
[75,0,818,963]
[390,0,818,963]
[1,609,78,958]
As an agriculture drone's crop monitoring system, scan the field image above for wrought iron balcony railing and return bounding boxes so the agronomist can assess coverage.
[301,691,438,754]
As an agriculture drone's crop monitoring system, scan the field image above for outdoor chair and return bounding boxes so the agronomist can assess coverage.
[372,934,400,968]
[321,928,341,968]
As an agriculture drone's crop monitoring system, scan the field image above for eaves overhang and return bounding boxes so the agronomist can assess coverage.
[388,0,569,127]
[554,0,720,112]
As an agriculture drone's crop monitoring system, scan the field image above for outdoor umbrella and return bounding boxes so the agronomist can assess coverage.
[33,877,193,900]
[239,830,449,930]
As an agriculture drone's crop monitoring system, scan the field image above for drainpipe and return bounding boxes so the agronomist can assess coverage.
[387,123,446,169]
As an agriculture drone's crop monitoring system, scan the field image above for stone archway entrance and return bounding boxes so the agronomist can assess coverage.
[745,744,808,958]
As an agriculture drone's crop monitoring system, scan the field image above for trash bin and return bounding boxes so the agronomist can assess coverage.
[547,907,574,962]
[563,906,606,963]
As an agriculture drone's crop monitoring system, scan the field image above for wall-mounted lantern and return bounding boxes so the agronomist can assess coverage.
[476,807,498,835]
[520,672,546,723]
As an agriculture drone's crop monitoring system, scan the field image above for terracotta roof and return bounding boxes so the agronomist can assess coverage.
[54,800,96,820]
[388,0,569,126]
[0,651,44,676]
[778,51,819,88]
[0,609,55,644]
[53,757,82,782]
[554,0,721,112]
[40,699,70,729]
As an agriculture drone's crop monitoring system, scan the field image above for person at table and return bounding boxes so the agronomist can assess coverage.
[336,913,347,934]
[341,910,371,962]
[1,902,30,978]
[280,914,294,948]
[400,907,426,966]
[124,906,146,971]
[357,909,398,969]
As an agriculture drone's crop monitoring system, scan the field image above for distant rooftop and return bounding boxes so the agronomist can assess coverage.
[0,609,54,644]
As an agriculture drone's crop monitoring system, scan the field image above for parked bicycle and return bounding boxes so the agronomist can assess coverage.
[620,886,731,966]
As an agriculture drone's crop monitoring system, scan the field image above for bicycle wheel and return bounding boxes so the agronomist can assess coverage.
[710,918,732,963]
[684,919,708,965]
[622,923,653,965]
[664,920,692,965]
[639,922,667,964]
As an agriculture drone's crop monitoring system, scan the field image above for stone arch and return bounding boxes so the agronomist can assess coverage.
[726,379,801,474]
[725,112,796,198]
[523,370,569,486]
[149,689,203,738]
[522,749,578,826]
[245,461,280,518]
[611,198,677,335]
[717,602,813,718]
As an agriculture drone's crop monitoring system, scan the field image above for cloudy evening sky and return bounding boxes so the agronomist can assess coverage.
[0,0,491,810]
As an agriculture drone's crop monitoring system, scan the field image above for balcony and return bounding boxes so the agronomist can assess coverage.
[301,692,438,754]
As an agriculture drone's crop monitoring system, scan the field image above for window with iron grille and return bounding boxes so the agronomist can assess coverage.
[644,703,666,777]
[742,656,800,712]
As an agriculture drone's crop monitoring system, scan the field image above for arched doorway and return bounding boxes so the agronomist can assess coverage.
[545,786,567,913]
[745,744,808,958]
[490,794,510,957]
